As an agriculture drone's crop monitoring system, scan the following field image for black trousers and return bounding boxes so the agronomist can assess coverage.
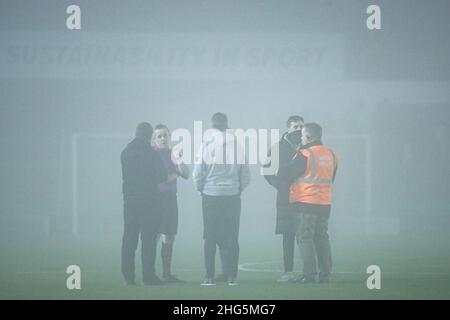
[283,232,296,273]
[202,194,241,279]
[121,196,161,283]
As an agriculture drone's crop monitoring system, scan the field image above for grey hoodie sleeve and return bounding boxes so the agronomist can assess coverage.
[192,143,205,192]
[239,164,251,192]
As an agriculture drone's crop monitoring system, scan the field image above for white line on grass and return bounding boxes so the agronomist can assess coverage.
[14,262,450,276]
[238,261,450,276]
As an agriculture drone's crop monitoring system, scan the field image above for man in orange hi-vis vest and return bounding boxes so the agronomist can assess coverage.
[280,122,338,284]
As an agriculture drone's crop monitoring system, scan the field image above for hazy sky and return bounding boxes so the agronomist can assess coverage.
[0,0,449,241]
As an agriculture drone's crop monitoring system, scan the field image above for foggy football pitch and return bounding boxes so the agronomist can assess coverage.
[1,235,450,299]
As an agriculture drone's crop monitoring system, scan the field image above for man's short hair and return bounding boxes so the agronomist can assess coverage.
[303,122,322,141]
[211,112,228,131]
[286,115,304,128]
[136,122,153,139]
[154,124,170,132]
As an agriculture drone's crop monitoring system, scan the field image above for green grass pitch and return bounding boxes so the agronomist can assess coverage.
[1,235,449,299]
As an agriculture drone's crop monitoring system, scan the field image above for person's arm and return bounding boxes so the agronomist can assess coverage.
[332,165,338,183]
[177,163,190,179]
[152,151,168,185]
[192,144,205,193]
[277,151,307,183]
[192,164,204,193]
[263,164,279,189]
[262,145,280,189]
[166,172,179,183]
[239,164,251,193]
[331,151,338,183]
[172,148,190,179]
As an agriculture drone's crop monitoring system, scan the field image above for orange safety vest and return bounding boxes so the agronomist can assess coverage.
[289,145,338,205]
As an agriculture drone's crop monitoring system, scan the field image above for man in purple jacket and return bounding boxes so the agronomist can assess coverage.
[152,124,190,283]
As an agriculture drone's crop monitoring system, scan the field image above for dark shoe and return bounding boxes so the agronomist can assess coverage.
[124,279,137,286]
[214,274,227,282]
[163,274,186,283]
[143,275,164,286]
[296,277,316,284]
[318,277,330,284]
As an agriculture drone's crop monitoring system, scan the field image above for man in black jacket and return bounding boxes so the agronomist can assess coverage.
[264,115,304,282]
[121,122,167,286]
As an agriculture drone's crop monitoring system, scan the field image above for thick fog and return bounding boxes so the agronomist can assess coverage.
[0,0,449,289]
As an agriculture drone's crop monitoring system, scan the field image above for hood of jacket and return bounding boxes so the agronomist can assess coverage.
[202,129,239,164]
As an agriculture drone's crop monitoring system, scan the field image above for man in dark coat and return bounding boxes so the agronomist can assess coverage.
[263,115,304,282]
[121,122,167,286]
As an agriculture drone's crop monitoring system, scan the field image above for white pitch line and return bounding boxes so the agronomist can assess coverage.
[238,261,450,276]
[15,268,205,275]
[14,262,450,276]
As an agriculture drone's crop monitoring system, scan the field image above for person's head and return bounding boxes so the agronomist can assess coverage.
[211,112,228,132]
[135,122,153,141]
[301,122,322,145]
[286,115,304,133]
[153,124,170,149]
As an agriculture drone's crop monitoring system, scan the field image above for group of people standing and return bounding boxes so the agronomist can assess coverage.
[120,112,338,286]
[120,122,189,286]
[264,115,338,284]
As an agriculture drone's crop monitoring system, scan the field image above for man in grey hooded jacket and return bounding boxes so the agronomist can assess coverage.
[193,113,251,286]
